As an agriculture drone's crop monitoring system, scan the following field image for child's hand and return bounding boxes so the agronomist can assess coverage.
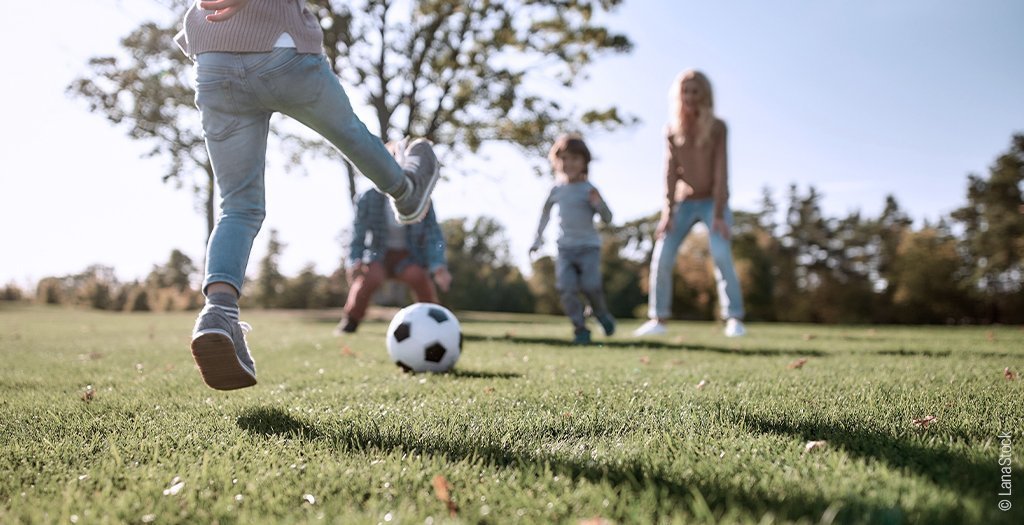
[200,0,250,22]
[656,214,673,238]
[346,262,367,281]
[433,268,452,293]
[711,217,732,240]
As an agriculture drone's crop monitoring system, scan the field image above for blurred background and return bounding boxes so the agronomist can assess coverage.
[0,0,1021,323]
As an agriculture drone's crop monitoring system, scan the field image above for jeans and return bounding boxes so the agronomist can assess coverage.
[648,199,745,321]
[194,48,405,294]
[556,245,610,332]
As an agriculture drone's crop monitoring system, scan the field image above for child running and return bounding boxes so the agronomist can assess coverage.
[530,134,615,345]
[177,0,441,390]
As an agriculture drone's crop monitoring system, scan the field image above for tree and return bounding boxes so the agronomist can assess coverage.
[251,230,288,308]
[68,17,217,241]
[312,0,635,177]
[889,225,973,323]
[71,0,635,243]
[441,217,533,312]
[527,255,561,315]
[951,134,1024,322]
[146,249,199,291]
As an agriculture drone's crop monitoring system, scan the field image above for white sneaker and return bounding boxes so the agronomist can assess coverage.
[633,319,667,336]
[724,318,746,337]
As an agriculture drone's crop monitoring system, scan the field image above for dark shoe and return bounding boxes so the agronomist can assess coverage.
[332,317,360,336]
[572,329,592,345]
[190,304,256,390]
[597,314,616,336]
[391,139,440,224]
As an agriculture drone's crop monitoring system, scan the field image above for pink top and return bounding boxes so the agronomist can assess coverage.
[663,118,729,219]
[175,0,324,56]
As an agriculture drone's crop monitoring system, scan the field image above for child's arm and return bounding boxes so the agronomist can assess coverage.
[711,121,731,239]
[530,188,557,254]
[589,186,613,224]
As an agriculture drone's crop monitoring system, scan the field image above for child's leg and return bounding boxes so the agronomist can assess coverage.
[195,53,275,295]
[647,202,699,320]
[255,51,406,194]
[344,262,387,324]
[701,205,745,320]
[577,246,615,336]
[395,262,439,304]
[578,246,610,318]
[556,249,587,333]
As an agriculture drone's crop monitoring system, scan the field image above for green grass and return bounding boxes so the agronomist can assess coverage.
[1,303,1022,524]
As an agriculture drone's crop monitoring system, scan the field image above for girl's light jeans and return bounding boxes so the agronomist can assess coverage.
[647,199,745,321]
[194,48,404,294]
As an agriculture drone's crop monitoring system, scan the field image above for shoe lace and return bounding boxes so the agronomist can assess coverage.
[238,321,253,334]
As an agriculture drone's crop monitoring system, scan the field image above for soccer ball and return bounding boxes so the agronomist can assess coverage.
[386,303,462,373]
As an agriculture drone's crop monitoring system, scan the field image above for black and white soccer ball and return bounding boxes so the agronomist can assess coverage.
[386,303,462,373]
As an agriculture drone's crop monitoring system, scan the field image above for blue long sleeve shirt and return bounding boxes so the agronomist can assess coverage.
[532,180,613,250]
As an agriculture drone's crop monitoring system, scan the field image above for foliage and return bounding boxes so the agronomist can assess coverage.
[0,283,23,302]
[67,21,216,239]
[312,0,635,165]
[952,133,1024,322]
[440,216,534,312]
[250,230,288,309]
[527,255,561,315]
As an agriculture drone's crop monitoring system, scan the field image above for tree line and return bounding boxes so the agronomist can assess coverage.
[10,133,1022,324]
[44,2,1020,323]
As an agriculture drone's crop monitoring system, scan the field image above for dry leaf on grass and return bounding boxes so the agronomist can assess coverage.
[986,331,996,342]
[912,415,938,428]
[802,334,816,341]
[1005,367,1017,381]
[302,493,316,505]
[483,386,495,394]
[432,475,458,517]
[639,356,651,365]
[80,385,95,402]
[696,379,709,390]
[804,440,828,453]
[787,358,808,369]
[340,346,357,357]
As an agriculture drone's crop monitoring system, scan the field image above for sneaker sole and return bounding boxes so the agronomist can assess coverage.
[191,332,257,391]
[396,140,440,224]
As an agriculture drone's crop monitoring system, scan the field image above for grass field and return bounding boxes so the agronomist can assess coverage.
[1,304,1022,524]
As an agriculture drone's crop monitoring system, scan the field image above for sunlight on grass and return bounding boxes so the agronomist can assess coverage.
[1,305,1022,524]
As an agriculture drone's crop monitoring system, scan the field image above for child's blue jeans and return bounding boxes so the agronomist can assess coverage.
[194,48,405,294]
[556,245,610,333]
[647,199,745,321]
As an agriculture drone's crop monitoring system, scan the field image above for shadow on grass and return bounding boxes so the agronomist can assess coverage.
[448,369,521,379]
[235,406,979,524]
[236,406,323,440]
[875,349,953,358]
[742,414,994,501]
[463,333,828,357]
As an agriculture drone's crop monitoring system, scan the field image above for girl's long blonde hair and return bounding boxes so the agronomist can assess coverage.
[669,69,716,147]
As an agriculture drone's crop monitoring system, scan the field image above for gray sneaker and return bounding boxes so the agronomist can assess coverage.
[190,304,256,390]
[391,138,440,224]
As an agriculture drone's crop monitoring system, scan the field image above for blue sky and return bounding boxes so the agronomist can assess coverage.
[1,0,1022,288]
